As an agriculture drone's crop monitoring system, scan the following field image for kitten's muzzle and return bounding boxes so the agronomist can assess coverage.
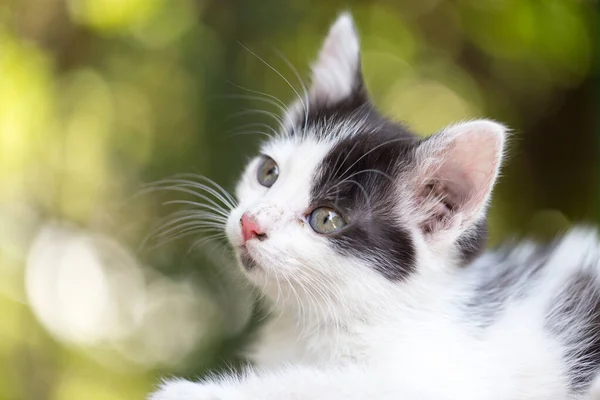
[240,213,268,244]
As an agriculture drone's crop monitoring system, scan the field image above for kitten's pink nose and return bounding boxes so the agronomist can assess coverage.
[240,213,266,243]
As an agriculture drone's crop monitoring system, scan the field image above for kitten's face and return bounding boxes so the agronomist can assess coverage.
[226,119,418,287]
[225,13,506,295]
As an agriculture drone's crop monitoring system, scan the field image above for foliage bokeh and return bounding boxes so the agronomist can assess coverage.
[0,0,597,399]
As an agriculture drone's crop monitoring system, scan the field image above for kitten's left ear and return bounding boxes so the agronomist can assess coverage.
[409,120,508,240]
[310,12,365,105]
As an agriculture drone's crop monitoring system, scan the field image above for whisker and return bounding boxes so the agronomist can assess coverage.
[218,94,289,117]
[171,173,238,208]
[225,80,290,114]
[341,168,395,185]
[147,226,225,250]
[287,273,321,335]
[328,178,374,221]
[188,233,228,254]
[143,184,230,215]
[153,214,227,233]
[336,137,413,183]
[162,200,229,218]
[141,214,226,250]
[229,122,280,138]
[154,221,226,241]
[228,109,287,131]
[272,48,310,134]
[280,273,302,324]
[258,268,284,323]
[230,130,273,139]
[329,139,362,182]
[150,177,237,211]
[237,42,307,133]
[151,211,227,233]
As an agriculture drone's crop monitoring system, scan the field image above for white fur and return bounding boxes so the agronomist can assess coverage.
[149,13,599,400]
[149,229,600,400]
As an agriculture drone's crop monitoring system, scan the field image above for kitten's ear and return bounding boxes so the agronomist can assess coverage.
[410,120,507,240]
[310,12,365,105]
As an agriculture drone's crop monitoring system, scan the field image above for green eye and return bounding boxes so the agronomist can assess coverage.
[257,156,279,188]
[309,207,346,234]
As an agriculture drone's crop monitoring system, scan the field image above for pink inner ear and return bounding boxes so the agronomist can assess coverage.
[414,120,506,233]
[440,131,502,214]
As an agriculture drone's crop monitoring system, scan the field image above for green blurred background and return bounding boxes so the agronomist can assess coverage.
[0,0,597,399]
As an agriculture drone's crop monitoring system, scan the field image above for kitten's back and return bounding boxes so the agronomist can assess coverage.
[466,228,600,396]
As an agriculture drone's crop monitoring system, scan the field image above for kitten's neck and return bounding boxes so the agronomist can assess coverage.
[252,259,466,368]
[262,257,463,330]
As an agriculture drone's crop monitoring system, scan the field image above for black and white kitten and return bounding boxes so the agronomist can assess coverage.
[150,13,600,400]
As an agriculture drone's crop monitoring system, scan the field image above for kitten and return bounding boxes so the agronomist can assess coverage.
[149,12,600,400]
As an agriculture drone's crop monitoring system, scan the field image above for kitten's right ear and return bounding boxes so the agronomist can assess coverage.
[409,120,507,242]
[309,12,365,105]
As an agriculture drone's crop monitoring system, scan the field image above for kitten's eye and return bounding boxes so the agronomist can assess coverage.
[309,207,346,234]
[257,156,279,188]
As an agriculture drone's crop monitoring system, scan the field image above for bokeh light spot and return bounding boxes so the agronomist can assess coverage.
[67,0,165,34]
[382,78,479,134]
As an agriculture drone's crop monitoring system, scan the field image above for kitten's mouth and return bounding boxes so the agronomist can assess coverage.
[239,247,260,271]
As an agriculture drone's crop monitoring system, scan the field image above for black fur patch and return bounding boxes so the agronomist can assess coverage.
[240,250,259,271]
[546,269,600,393]
[307,101,419,280]
[299,69,490,279]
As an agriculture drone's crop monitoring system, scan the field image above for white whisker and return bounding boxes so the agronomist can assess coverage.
[225,80,290,114]
[230,130,273,139]
[219,94,290,118]
[229,122,281,138]
[238,42,307,134]
[272,48,311,133]
[172,173,238,208]
[162,200,229,218]
[152,177,237,211]
[336,137,412,183]
[228,109,287,133]
[148,227,225,250]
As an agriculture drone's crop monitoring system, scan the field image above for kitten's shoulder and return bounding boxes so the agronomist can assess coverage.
[464,225,600,326]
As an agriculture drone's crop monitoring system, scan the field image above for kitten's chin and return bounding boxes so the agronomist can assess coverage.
[238,248,260,272]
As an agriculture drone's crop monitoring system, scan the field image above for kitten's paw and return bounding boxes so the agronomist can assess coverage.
[148,379,242,400]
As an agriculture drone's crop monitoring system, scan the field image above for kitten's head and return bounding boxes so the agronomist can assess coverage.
[225,13,506,301]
